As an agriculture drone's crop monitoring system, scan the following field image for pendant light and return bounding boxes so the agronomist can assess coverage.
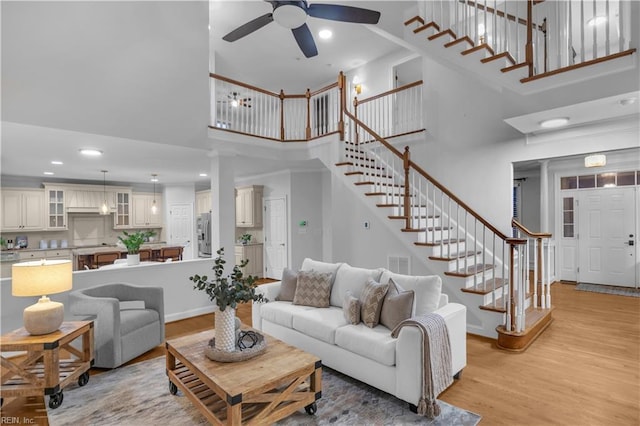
[151,174,158,215]
[100,170,109,215]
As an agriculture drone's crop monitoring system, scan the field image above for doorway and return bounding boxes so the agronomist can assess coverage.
[169,203,194,260]
[264,197,287,279]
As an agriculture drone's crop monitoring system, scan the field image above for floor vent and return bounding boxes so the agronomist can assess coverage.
[387,255,410,275]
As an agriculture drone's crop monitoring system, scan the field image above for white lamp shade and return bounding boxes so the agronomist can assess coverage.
[12,259,73,297]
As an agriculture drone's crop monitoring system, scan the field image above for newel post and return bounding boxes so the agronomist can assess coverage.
[305,88,311,140]
[353,97,359,145]
[279,89,285,141]
[338,71,345,141]
[536,236,544,308]
[526,0,534,77]
[403,146,411,230]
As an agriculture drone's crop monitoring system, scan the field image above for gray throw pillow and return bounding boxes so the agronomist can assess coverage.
[343,291,361,325]
[380,278,415,330]
[292,270,333,308]
[276,268,298,301]
[359,278,389,328]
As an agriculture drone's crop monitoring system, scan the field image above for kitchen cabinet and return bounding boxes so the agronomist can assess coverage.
[132,194,162,228]
[44,186,67,230]
[235,186,263,228]
[196,190,212,216]
[18,249,71,262]
[1,189,45,232]
[114,191,132,229]
[234,244,263,278]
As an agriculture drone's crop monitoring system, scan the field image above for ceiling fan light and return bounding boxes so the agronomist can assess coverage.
[273,4,307,29]
[318,29,332,40]
[230,99,239,108]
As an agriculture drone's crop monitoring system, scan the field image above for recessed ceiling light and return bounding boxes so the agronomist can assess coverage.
[43,171,54,175]
[539,117,570,129]
[318,29,332,40]
[587,16,607,26]
[79,149,103,157]
[199,173,208,177]
[51,160,63,165]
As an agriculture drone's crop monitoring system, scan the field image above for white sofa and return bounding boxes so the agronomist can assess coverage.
[252,259,467,408]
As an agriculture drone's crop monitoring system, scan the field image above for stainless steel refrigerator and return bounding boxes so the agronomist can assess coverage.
[197,213,212,257]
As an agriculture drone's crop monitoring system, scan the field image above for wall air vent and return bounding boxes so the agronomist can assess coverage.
[387,255,410,275]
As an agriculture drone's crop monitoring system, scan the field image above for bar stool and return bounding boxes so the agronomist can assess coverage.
[93,251,121,268]
[158,247,183,262]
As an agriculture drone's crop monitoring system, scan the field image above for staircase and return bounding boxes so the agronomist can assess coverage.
[403,0,636,94]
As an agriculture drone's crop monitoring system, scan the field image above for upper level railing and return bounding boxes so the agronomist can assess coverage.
[415,0,634,78]
[210,73,343,142]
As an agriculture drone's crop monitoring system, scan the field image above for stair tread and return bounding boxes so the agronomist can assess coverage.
[413,21,439,34]
[501,62,528,73]
[462,43,495,57]
[481,51,516,65]
[428,29,456,41]
[414,239,462,247]
[429,250,481,261]
[344,171,363,176]
[445,263,494,277]
[444,36,473,49]
[460,277,507,294]
[388,215,438,220]
[335,162,353,167]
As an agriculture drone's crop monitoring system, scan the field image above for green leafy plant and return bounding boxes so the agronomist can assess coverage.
[118,230,156,254]
[240,233,252,244]
[189,247,267,311]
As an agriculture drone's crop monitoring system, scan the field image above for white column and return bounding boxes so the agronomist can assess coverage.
[539,160,549,233]
[209,152,236,264]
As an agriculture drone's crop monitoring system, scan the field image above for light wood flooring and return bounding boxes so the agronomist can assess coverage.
[102,282,640,424]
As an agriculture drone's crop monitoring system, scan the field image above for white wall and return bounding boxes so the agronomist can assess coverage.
[290,171,324,269]
[0,259,215,334]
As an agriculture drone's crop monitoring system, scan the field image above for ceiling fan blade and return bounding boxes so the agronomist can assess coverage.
[222,13,274,42]
[307,4,380,24]
[292,24,318,58]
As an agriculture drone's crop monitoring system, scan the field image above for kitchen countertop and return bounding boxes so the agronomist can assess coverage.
[235,242,263,246]
[72,243,171,256]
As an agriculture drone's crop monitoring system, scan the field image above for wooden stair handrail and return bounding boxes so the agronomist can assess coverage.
[460,0,545,31]
[345,110,511,241]
[512,219,552,239]
[210,73,280,98]
[356,80,423,106]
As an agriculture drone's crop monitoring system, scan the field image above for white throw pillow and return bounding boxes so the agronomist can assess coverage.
[330,263,383,308]
[300,258,343,286]
[379,270,442,316]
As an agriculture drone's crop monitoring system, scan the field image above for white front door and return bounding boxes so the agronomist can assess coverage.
[169,203,194,260]
[578,187,637,287]
[264,197,287,279]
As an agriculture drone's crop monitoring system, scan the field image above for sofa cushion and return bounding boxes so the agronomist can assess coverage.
[379,270,442,316]
[343,291,361,325]
[330,264,384,308]
[293,270,333,308]
[360,278,389,328]
[300,258,343,286]
[335,324,397,366]
[292,307,347,345]
[120,309,160,336]
[379,278,415,330]
[276,268,298,301]
[260,301,315,328]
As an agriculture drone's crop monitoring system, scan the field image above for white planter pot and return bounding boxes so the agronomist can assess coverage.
[127,254,140,266]
[215,307,236,352]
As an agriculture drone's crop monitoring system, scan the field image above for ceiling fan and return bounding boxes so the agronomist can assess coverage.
[217,92,252,108]
[222,1,381,58]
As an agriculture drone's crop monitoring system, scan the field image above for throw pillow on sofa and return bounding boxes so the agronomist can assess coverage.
[292,270,333,308]
[276,268,298,301]
[379,278,415,330]
[330,263,384,308]
[359,278,389,328]
[379,270,442,316]
[343,291,361,325]
[301,258,343,287]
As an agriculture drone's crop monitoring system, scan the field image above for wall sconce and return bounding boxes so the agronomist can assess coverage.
[150,174,158,215]
[354,84,362,95]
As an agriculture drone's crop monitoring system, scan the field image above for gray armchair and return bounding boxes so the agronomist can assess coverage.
[69,283,165,368]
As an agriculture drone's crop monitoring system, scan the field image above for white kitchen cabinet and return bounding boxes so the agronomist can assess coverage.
[196,190,212,216]
[114,191,132,229]
[234,244,263,278]
[1,189,45,232]
[235,186,263,228]
[44,187,67,230]
[18,249,71,261]
[132,194,162,228]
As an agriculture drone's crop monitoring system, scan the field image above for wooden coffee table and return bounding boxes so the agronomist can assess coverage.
[165,329,322,425]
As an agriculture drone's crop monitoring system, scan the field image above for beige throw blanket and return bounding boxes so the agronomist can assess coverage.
[391,313,452,419]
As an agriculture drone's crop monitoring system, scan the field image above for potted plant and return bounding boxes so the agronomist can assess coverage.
[118,230,156,265]
[240,233,252,245]
[189,247,267,352]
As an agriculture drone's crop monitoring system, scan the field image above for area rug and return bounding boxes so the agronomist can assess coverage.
[48,356,481,426]
[575,283,640,298]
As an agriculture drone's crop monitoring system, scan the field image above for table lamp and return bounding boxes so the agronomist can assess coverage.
[12,259,73,335]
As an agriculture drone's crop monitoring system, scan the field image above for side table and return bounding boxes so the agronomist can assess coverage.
[0,321,94,409]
